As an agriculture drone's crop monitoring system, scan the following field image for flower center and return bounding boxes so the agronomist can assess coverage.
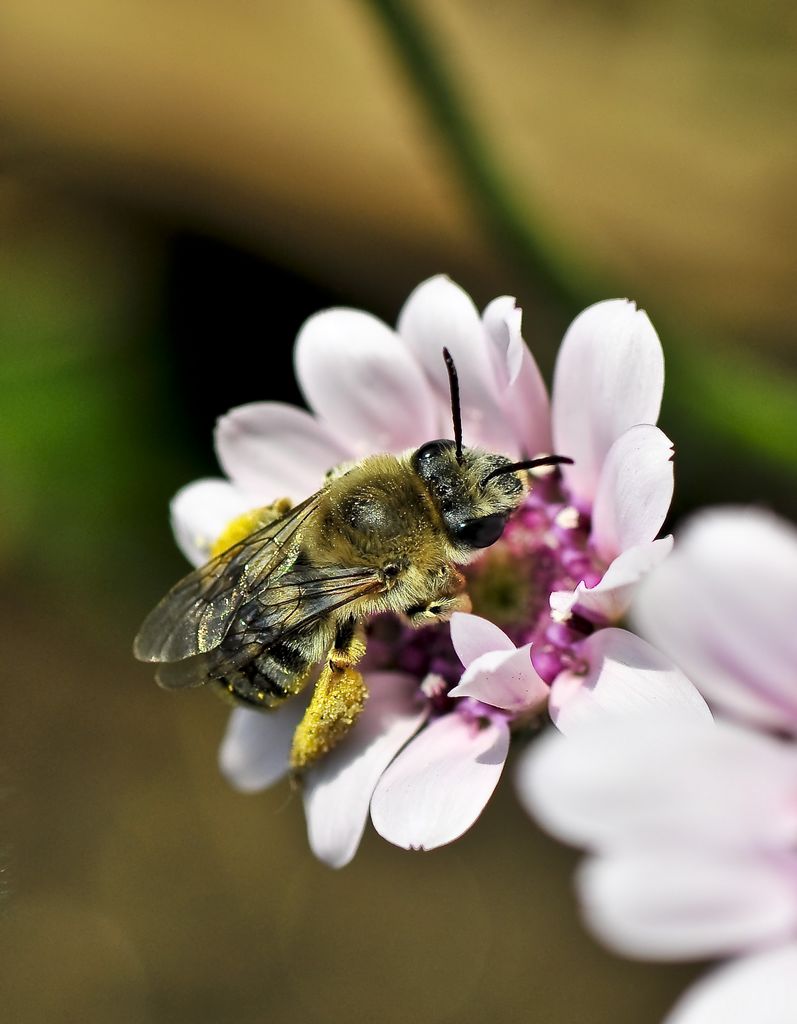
[466,546,538,630]
[477,489,597,627]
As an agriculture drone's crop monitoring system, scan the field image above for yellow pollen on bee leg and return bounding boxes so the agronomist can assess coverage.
[210,499,292,558]
[290,664,368,772]
[330,634,366,669]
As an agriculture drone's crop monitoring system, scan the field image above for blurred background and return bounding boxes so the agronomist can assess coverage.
[1,0,794,1020]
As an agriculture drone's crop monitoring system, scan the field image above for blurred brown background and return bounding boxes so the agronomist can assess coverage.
[1,1,794,1021]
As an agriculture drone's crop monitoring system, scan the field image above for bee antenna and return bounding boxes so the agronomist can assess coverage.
[482,454,573,486]
[442,347,464,464]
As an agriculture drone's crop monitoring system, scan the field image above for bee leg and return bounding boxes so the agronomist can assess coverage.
[210,497,294,558]
[289,619,367,774]
[404,567,472,626]
[405,591,472,627]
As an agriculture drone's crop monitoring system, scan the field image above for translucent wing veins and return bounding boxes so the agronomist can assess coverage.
[133,493,321,663]
[154,566,384,691]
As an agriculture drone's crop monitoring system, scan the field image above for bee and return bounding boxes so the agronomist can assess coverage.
[134,350,571,772]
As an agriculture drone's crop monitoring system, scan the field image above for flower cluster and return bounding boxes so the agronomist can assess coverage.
[518,507,797,1023]
[171,275,701,867]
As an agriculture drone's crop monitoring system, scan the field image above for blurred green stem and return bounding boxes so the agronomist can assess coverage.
[364,0,797,487]
[364,0,590,307]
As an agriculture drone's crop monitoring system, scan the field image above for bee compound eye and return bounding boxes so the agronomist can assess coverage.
[415,439,455,462]
[383,563,400,579]
[452,513,507,549]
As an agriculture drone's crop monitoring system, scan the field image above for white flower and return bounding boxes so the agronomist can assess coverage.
[170,275,688,867]
[632,507,797,733]
[517,507,797,1022]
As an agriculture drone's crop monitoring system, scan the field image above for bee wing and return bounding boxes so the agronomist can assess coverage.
[154,566,385,691]
[133,492,322,664]
[155,650,238,690]
[228,564,385,646]
[153,643,261,690]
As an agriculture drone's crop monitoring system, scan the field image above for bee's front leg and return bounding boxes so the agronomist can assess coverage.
[404,593,472,627]
[403,566,472,627]
[289,618,367,774]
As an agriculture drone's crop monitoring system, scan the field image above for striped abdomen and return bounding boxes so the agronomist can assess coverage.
[212,638,313,709]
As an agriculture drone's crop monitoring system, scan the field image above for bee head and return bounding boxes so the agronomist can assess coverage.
[413,440,571,552]
[412,349,573,555]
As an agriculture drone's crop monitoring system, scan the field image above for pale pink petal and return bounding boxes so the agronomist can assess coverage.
[449,644,549,712]
[591,425,674,562]
[481,295,527,387]
[578,852,797,960]
[218,701,307,792]
[295,307,439,453]
[551,536,673,623]
[397,276,517,455]
[517,719,797,852]
[302,673,428,869]
[449,611,515,668]
[633,508,797,733]
[371,712,510,850]
[482,296,552,455]
[170,478,253,568]
[549,629,711,735]
[676,507,797,593]
[398,276,497,400]
[552,299,664,506]
[664,945,797,1024]
[215,401,351,503]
